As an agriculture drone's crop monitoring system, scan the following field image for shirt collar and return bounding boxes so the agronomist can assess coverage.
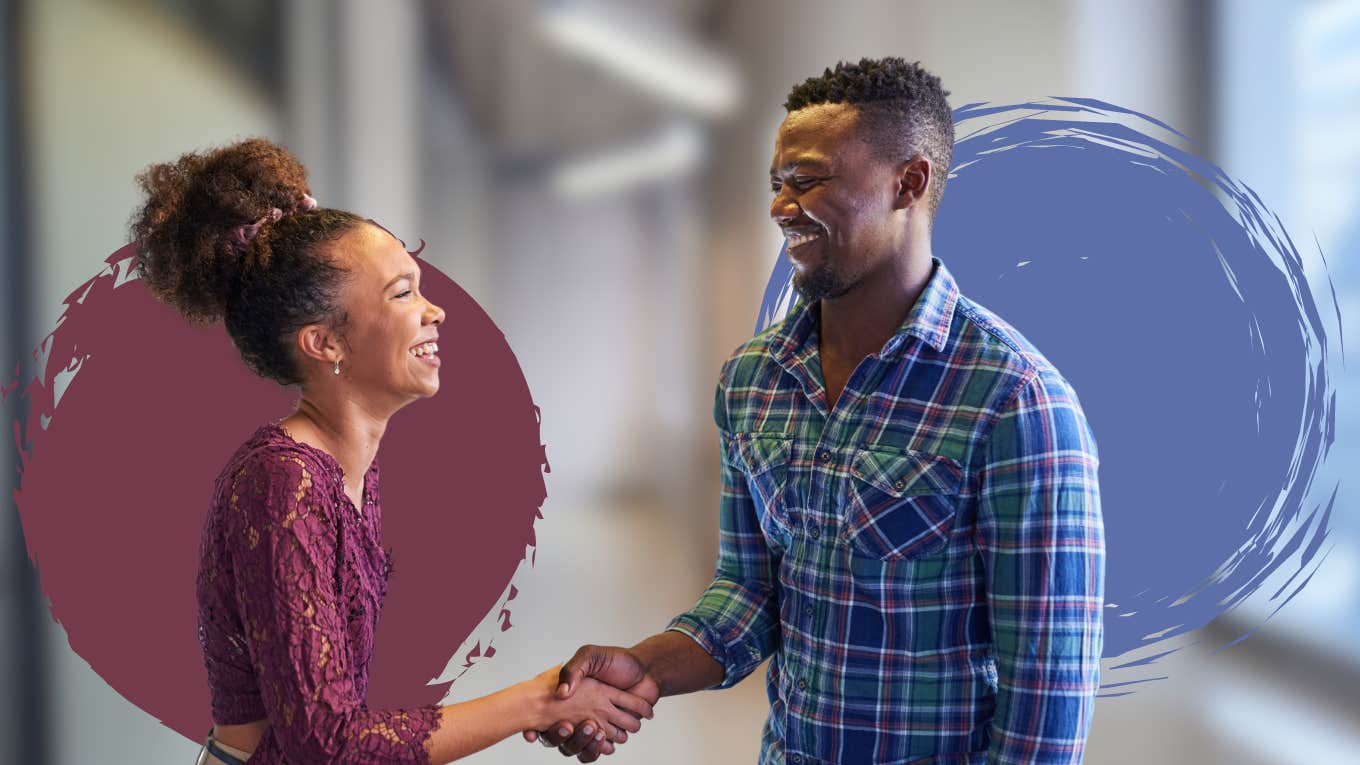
[769,256,959,366]
[883,256,958,356]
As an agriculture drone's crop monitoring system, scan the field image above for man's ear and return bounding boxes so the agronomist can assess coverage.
[892,154,930,211]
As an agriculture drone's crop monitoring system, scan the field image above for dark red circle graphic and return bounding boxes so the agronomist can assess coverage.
[9,242,548,739]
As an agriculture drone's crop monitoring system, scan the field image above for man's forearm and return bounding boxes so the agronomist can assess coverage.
[630,631,725,698]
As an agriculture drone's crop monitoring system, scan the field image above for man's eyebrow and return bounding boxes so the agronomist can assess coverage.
[770,158,832,175]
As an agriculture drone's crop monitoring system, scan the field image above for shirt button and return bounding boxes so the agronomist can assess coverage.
[804,605,814,617]
[893,479,905,490]
[808,522,820,539]
[818,450,831,461]
[792,756,802,765]
[796,678,807,691]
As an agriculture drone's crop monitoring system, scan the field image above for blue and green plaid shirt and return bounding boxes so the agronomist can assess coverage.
[668,257,1104,764]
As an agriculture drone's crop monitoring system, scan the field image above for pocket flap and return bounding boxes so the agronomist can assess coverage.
[849,449,962,497]
[735,433,793,476]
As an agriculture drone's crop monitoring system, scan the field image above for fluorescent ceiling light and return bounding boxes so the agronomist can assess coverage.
[538,1,740,118]
[552,121,704,198]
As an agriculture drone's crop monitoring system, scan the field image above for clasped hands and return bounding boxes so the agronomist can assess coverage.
[524,645,658,762]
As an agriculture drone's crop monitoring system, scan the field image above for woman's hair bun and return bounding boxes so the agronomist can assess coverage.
[129,137,312,326]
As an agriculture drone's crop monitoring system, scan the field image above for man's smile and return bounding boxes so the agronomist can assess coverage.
[784,226,824,254]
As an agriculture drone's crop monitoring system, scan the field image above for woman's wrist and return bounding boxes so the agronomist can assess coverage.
[515,671,557,731]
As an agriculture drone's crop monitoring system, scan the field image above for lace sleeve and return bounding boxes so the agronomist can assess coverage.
[225,448,442,764]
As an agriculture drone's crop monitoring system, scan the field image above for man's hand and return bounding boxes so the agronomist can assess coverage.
[522,645,659,761]
[557,644,650,698]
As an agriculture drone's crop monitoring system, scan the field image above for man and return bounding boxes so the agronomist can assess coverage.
[531,57,1105,764]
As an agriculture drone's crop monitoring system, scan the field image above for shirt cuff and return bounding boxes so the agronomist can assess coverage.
[665,613,766,690]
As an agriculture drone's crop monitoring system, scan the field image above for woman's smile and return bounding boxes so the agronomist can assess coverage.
[409,339,441,368]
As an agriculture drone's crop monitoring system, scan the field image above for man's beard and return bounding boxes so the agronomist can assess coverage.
[792,258,851,303]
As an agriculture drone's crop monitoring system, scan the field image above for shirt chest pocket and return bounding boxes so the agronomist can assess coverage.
[732,434,795,546]
[842,448,962,561]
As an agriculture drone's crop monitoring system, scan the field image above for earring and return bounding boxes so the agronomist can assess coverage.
[334,358,341,375]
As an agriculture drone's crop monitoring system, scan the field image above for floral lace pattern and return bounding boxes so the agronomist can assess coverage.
[197,423,442,763]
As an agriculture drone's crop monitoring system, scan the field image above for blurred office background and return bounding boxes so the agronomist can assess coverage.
[1,0,1357,762]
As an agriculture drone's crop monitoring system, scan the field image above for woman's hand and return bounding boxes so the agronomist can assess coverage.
[523,645,665,761]
[525,665,653,746]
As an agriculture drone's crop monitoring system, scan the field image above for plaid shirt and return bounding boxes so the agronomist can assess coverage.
[668,258,1104,765]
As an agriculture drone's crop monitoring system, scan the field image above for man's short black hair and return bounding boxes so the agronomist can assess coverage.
[785,57,955,222]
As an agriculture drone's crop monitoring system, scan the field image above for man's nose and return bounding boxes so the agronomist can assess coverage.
[770,189,800,224]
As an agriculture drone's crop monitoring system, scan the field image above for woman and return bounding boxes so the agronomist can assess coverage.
[130,138,649,764]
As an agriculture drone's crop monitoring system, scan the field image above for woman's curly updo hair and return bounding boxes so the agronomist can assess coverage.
[129,138,366,386]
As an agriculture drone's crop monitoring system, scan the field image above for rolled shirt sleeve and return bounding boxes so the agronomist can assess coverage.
[976,368,1105,764]
[666,368,782,689]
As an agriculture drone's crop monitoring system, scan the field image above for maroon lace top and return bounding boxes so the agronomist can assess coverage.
[197,422,442,763]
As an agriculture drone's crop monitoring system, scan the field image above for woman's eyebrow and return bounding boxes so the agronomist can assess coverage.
[383,272,416,290]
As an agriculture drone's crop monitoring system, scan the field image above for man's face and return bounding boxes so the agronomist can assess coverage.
[769,103,903,302]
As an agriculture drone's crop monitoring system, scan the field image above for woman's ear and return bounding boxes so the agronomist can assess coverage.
[294,324,340,367]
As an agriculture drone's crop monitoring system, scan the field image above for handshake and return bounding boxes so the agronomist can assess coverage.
[521,645,658,762]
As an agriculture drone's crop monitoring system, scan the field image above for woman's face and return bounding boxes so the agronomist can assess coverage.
[326,223,446,405]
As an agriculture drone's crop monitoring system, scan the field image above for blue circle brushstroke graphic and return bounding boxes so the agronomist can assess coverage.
[756,98,1343,692]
